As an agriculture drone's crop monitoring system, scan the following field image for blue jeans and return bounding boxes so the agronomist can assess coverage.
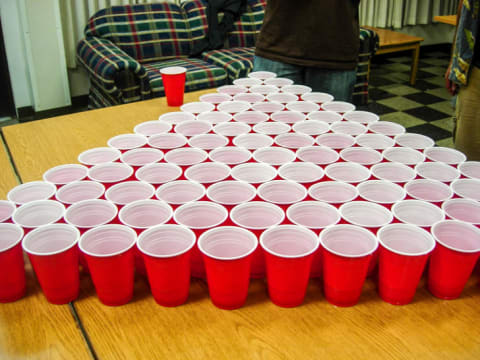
[253,56,356,102]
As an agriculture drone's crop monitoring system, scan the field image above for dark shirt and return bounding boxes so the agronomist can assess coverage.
[255,0,360,70]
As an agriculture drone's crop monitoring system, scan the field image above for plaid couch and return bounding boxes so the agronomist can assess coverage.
[77,0,378,109]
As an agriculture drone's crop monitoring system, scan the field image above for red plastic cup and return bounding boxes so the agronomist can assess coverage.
[377,224,435,305]
[206,181,256,209]
[180,101,215,115]
[264,77,294,87]
[343,110,379,125]
[324,162,371,184]
[135,163,182,186]
[218,100,251,114]
[316,133,356,151]
[274,133,315,150]
[208,146,252,165]
[355,133,395,151]
[257,180,307,209]
[249,84,279,96]
[120,148,164,171]
[458,161,480,179]
[278,162,324,186]
[22,224,80,304]
[164,148,208,170]
[321,101,355,114]
[451,178,480,201]
[174,120,212,137]
[148,133,188,151]
[188,134,229,150]
[300,92,334,105]
[281,84,312,97]
[0,201,16,223]
[251,101,284,114]
[357,180,406,208]
[424,147,467,167]
[119,199,173,276]
[107,133,148,152]
[199,92,232,105]
[307,110,342,124]
[330,121,367,136]
[442,198,480,225]
[266,92,298,104]
[252,147,296,167]
[217,84,248,96]
[230,201,285,278]
[198,226,258,309]
[286,201,340,277]
[133,120,171,137]
[392,200,445,229]
[155,181,206,207]
[367,121,405,137]
[308,181,358,207]
[7,181,57,207]
[292,120,329,136]
[78,147,122,167]
[0,223,25,302]
[230,163,277,186]
[233,133,274,150]
[428,220,480,299]
[320,224,378,306]
[105,181,155,208]
[160,66,186,106]
[248,71,276,80]
[173,202,228,278]
[55,181,105,207]
[12,200,65,235]
[65,199,118,233]
[260,225,319,307]
[79,225,136,305]
[414,162,460,184]
[137,224,196,306]
[394,133,435,150]
[212,121,251,139]
[405,179,453,205]
[296,146,339,166]
[87,162,134,189]
[43,164,88,188]
[197,111,232,125]
[339,147,383,167]
[233,111,269,125]
[383,147,426,167]
[233,77,262,88]
[184,162,231,185]
[158,111,195,125]
[271,110,306,124]
[370,162,416,185]
[233,92,265,103]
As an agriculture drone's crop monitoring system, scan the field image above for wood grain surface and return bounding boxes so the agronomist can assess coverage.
[3,89,480,359]
[0,138,18,199]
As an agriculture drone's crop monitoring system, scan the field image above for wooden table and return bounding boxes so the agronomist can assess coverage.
[364,26,424,85]
[2,89,480,359]
[434,15,457,26]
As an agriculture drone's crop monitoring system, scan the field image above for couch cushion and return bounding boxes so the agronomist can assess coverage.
[85,3,192,63]
[202,47,255,82]
[183,0,266,49]
[145,58,228,95]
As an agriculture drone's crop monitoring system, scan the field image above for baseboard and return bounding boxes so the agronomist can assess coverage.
[17,95,88,123]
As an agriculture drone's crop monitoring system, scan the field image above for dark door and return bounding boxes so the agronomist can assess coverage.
[0,17,16,119]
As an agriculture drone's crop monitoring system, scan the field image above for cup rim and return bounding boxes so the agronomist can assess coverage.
[137,224,196,258]
[87,162,134,183]
[198,226,258,261]
[260,225,319,259]
[64,198,118,228]
[120,148,164,167]
[12,200,65,228]
[78,147,122,166]
[324,162,371,183]
[414,161,460,182]
[118,199,173,229]
[356,180,406,204]
[424,146,467,164]
[173,201,228,229]
[231,162,278,183]
[308,180,359,203]
[107,133,148,150]
[135,162,183,183]
[158,111,195,124]
[104,181,155,205]
[208,146,252,164]
[147,132,188,149]
[0,200,16,223]
[7,181,57,205]
[441,198,480,224]
[0,223,24,253]
[206,180,257,205]
[320,224,379,258]
[43,164,88,185]
[296,145,340,164]
[22,223,80,256]
[286,201,340,229]
[378,223,436,257]
[252,146,296,165]
[257,180,308,204]
[133,120,172,136]
[394,133,435,149]
[164,147,209,165]
[339,201,393,228]
[404,178,453,202]
[391,199,445,227]
[155,180,206,204]
[431,220,480,253]
[367,121,406,136]
[79,224,137,258]
[184,162,231,183]
[370,162,417,182]
[55,180,106,205]
[230,201,285,229]
[278,162,324,183]
[159,66,187,75]
[458,161,480,179]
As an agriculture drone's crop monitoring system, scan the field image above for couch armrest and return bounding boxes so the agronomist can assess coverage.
[76,36,151,103]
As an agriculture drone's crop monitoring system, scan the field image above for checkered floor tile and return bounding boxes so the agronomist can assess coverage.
[359,46,455,147]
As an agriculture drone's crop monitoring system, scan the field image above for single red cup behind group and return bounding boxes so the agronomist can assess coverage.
[160,66,187,107]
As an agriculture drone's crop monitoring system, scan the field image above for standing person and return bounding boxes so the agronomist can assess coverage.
[253,0,361,102]
[446,0,480,160]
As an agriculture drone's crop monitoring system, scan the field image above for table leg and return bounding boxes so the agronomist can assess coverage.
[410,43,420,85]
